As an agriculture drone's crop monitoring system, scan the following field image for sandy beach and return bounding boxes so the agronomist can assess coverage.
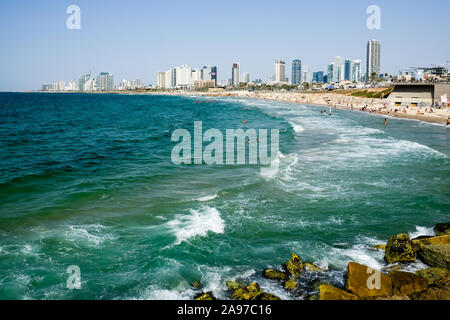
[130,90,449,125]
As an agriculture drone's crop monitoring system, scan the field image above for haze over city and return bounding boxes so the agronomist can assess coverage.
[1,0,450,91]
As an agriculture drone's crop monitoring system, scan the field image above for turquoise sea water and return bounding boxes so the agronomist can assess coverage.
[0,92,448,299]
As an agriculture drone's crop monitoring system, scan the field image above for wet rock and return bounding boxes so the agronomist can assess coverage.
[194,292,216,300]
[263,269,287,281]
[284,278,298,291]
[283,253,304,278]
[346,262,393,298]
[416,267,449,286]
[231,282,262,300]
[417,243,450,269]
[415,234,450,246]
[385,233,417,264]
[389,271,428,296]
[434,222,450,236]
[373,244,386,251]
[191,280,201,289]
[226,280,245,292]
[304,262,324,272]
[411,275,450,300]
[319,284,358,300]
[258,293,281,300]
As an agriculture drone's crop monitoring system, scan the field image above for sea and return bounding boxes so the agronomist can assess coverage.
[0,92,448,299]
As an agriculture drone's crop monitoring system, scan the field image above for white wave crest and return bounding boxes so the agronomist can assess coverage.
[408,226,435,239]
[167,206,225,245]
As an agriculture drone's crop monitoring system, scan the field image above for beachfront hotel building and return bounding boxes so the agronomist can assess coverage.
[352,60,362,83]
[291,59,302,85]
[96,72,114,91]
[275,60,288,84]
[232,63,240,86]
[241,72,250,84]
[156,64,217,89]
[367,39,381,79]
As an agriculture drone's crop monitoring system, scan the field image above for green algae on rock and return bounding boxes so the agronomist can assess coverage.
[385,233,417,264]
[284,253,304,278]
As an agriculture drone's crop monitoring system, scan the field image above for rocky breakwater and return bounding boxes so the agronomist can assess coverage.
[192,222,449,300]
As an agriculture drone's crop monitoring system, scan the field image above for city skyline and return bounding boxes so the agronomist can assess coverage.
[1,0,450,91]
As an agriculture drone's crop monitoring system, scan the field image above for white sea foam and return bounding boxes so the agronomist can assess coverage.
[142,286,195,300]
[167,206,225,245]
[195,194,218,202]
[66,224,114,246]
[408,226,435,239]
[289,122,305,133]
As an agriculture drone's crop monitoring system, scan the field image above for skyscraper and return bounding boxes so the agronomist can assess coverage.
[232,63,240,86]
[96,72,114,91]
[211,66,217,86]
[344,59,353,81]
[352,60,362,82]
[78,73,91,91]
[313,72,324,83]
[291,59,302,85]
[156,72,166,89]
[241,72,250,83]
[275,60,287,84]
[367,39,381,79]
[327,64,334,83]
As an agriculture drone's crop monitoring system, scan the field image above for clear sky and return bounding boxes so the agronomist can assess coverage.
[0,0,449,91]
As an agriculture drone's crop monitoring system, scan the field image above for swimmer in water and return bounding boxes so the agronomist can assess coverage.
[384,118,387,126]
[243,120,247,125]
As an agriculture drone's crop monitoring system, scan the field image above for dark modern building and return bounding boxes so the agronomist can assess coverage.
[313,71,324,83]
[344,59,352,81]
[291,59,302,85]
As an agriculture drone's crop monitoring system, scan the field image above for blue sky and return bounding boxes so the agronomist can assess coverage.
[0,0,449,90]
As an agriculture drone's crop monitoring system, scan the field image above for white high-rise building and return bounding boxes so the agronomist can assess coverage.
[367,39,381,79]
[156,72,166,89]
[191,69,201,83]
[96,72,114,91]
[175,64,192,88]
[232,63,240,86]
[241,72,250,83]
[352,60,362,82]
[332,57,344,82]
[275,60,287,84]
[84,78,96,91]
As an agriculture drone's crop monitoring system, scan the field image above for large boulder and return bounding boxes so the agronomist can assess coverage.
[284,278,298,291]
[283,253,304,278]
[416,267,449,286]
[319,284,358,300]
[226,280,245,292]
[385,233,417,264]
[411,275,450,300]
[417,243,450,269]
[262,269,287,281]
[231,282,263,300]
[258,293,281,300]
[346,262,393,298]
[434,222,450,236]
[389,271,428,296]
[304,262,324,272]
[194,292,216,300]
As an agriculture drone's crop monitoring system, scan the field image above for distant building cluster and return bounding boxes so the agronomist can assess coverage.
[42,38,450,92]
[156,65,217,90]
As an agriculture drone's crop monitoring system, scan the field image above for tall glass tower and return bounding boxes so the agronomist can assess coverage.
[367,39,381,79]
[291,59,302,85]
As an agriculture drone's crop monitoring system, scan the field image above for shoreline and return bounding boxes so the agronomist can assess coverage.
[29,90,449,125]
